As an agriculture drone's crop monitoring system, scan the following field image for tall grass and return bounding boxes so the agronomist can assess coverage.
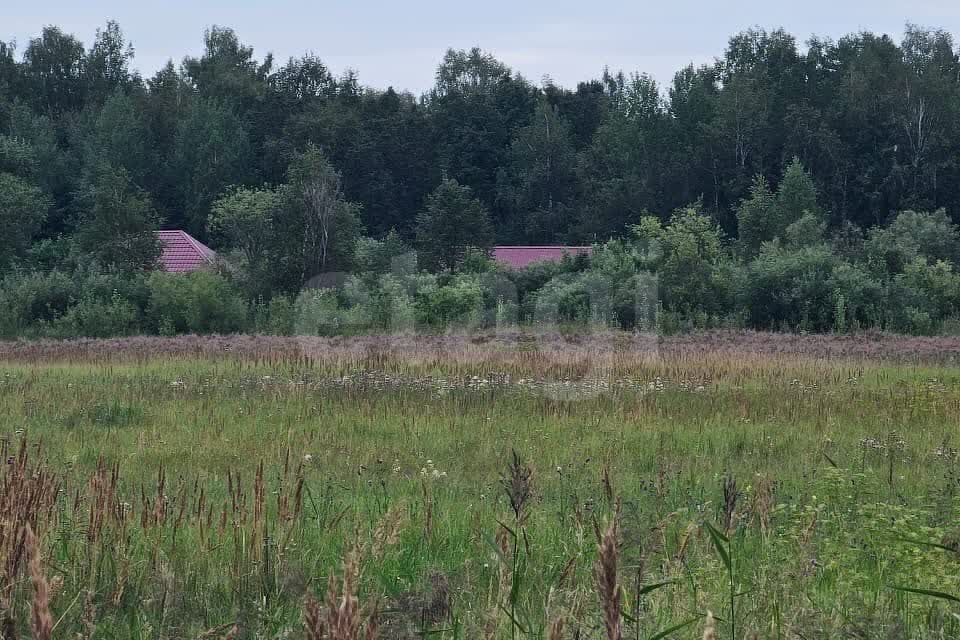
[0,336,958,637]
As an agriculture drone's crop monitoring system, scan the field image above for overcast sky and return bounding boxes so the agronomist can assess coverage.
[6,1,960,95]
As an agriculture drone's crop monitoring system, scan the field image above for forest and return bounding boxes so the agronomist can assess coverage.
[2,21,960,336]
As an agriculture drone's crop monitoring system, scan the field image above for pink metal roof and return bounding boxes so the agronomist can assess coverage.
[156,230,217,272]
[492,245,592,269]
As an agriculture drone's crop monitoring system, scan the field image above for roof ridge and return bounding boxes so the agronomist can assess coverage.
[183,232,215,262]
[494,245,592,249]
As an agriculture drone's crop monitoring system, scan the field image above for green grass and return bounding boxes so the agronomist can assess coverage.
[2,350,960,638]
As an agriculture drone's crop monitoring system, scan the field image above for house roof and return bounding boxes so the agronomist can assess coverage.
[156,230,217,272]
[492,245,592,269]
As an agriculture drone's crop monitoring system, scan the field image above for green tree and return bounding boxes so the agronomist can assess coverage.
[741,244,880,332]
[208,186,280,296]
[0,173,49,266]
[145,270,248,334]
[542,78,608,149]
[83,89,151,183]
[575,73,671,241]
[0,136,40,178]
[415,178,494,271]
[22,26,86,113]
[430,48,537,214]
[2,102,72,232]
[84,21,137,104]
[209,186,279,266]
[76,162,161,271]
[281,87,437,236]
[667,64,720,210]
[895,25,960,212]
[735,175,776,256]
[783,212,826,249]
[354,230,414,275]
[270,54,335,102]
[497,98,577,242]
[864,209,960,275]
[281,145,363,282]
[170,99,250,234]
[775,157,821,226]
[633,205,729,315]
[183,26,271,106]
[0,41,21,100]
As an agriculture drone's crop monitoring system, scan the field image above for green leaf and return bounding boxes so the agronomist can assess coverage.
[889,585,960,603]
[647,617,699,640]
[637,580,676,596]
[494,518,517,539]
[703,521,732,572]
[893,536,960,555]
[704,519,729,543]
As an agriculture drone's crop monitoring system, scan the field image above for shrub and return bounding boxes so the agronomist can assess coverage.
[886,258,960,333]
[864,209,960,275]
[0,270,78,337]
[369,275,417,332]
[529,271,618,328]
[252,295,295,335]
[416,275,484,329]
[44,293,140,338]
[292,288,352,336]
[145,271,248,335]
[740,245,857,332]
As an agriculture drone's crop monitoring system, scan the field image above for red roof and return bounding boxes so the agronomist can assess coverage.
[492,245,592,269]
[156,230,217,272]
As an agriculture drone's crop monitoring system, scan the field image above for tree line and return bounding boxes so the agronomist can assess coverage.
[2,22,960,336]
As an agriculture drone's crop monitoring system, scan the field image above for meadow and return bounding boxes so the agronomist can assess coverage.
[2,332,960,639]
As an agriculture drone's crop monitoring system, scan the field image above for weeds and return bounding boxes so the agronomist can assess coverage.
[0,338,957,637]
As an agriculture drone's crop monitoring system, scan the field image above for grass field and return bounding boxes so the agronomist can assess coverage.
[3,332,960,639]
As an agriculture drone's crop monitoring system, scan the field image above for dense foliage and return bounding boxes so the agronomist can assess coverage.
[4,22,960,335]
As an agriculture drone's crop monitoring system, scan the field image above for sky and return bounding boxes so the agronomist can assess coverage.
[6,1,960,95]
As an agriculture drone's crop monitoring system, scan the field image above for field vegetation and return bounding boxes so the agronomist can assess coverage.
[1,334,960,638]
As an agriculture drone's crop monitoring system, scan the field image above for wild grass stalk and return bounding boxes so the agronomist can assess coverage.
[594,507,621,640]
[25,525,51,640]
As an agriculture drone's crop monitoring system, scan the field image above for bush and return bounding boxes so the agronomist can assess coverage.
[886,258,960,334]
[0,270,77,336]
[0,264,155,338]
[739,244,882,332]
[45,293,140,338]
[416,275,484,329]
[292,288,353,336]
[252,295,295,335]
[368,275,417,332]
[529,271,619,328]
[145,271,248,335]
[864,209,960,275]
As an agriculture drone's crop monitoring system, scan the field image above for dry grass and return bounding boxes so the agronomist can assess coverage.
[304,547,379,640]
[594,508,621,640]
[702,611,716,640]
[4,329,960,368]
[25,525,50,640]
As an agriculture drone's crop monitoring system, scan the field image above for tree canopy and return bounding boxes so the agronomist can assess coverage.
[2,22,960,336]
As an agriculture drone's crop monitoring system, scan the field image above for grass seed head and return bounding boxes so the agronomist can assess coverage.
[593,510,621,640]
[502,449,534,524]
[25,525,51,640]
[702,610,716,640]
